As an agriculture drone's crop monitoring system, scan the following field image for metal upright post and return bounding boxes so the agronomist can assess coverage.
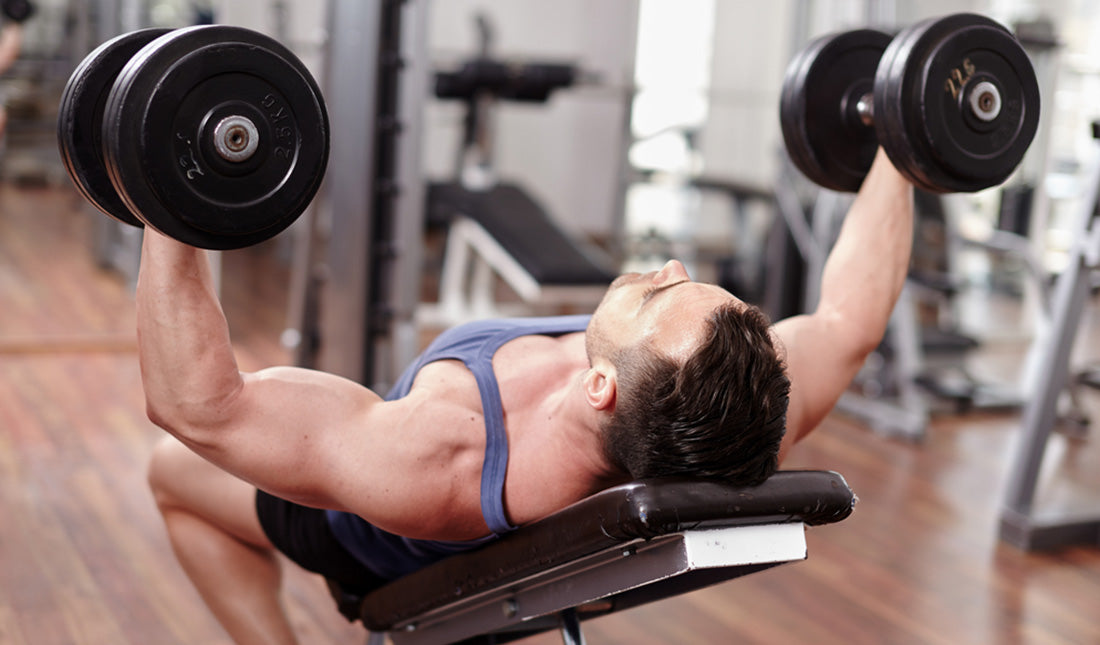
[317,0,384,385]
[558,608,587,645]
[389,0,430,380]
[320,0,427,391]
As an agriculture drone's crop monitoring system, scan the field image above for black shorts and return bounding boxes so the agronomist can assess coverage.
[255,489,386,594]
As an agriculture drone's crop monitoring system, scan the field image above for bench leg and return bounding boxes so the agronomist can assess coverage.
[558,608,586,645]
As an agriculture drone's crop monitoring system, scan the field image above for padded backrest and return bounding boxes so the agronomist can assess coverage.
[359,470,855,630]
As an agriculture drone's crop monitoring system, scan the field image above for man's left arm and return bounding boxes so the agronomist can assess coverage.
[772,149,914,461]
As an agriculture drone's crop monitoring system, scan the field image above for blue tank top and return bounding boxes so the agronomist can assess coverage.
[326,315,590,580]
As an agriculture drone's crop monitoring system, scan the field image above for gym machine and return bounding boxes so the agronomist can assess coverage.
[419,13,616,328]
[999,121,1100,551]
[832,188,1027,441]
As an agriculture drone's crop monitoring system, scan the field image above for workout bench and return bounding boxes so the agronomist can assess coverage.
[328,470,855,644]
[419,182,618,327]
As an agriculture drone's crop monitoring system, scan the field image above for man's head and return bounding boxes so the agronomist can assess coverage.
[583,261,790,487]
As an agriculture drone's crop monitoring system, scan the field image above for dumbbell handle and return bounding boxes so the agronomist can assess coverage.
[855,93,875,126]
[967,81,1002,122]
[213,115,259,162]
[851,80,1003,129]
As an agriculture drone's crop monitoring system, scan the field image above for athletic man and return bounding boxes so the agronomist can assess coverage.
[145,149,912,644]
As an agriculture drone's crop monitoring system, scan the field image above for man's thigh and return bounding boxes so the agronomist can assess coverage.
[148,435,272,549]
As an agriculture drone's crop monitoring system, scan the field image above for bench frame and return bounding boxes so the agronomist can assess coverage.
[374,523,807,645]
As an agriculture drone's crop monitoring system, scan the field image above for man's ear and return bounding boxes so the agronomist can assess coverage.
[583,362,617,412]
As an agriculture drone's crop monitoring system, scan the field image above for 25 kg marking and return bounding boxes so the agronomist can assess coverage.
[262,93,296,160]
[944,58,977,101]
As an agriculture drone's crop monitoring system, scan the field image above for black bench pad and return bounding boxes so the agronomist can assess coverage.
[427,181,617,286]
[358,470,854,630]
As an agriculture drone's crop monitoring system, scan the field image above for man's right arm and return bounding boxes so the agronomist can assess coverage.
[772,149,914,460]
[136,231,479,539]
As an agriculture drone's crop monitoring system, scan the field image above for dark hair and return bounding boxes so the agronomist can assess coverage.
[600,302,790,487]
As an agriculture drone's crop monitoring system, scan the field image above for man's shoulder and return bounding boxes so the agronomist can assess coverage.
[400,362,485,414]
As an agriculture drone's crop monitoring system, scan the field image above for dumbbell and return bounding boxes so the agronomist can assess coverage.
[58,26,329,250]
[780,13,1040,193]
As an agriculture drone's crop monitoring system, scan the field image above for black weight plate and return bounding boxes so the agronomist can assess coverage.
[924,20,1039,186]
[103,25,329,250]
[875,13,1039,193]
[876,14,992,192]
[780,38,834,189]
[874,17,943,193]
[57,28,171,227]
[780,29,892,192]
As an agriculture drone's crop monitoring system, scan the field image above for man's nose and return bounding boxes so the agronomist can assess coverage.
[653,260,689,285]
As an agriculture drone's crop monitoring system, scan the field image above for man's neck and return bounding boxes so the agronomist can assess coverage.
[494,332,626,523]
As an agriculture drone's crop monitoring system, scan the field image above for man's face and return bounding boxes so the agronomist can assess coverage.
[586,260,738,363]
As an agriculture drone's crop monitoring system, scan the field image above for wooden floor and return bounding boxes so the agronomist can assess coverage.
[3,182,1100,644]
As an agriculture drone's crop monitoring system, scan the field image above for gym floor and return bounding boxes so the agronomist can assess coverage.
[3,181,1100,644]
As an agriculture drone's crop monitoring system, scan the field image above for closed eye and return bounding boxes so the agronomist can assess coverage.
[640,280,689,309]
